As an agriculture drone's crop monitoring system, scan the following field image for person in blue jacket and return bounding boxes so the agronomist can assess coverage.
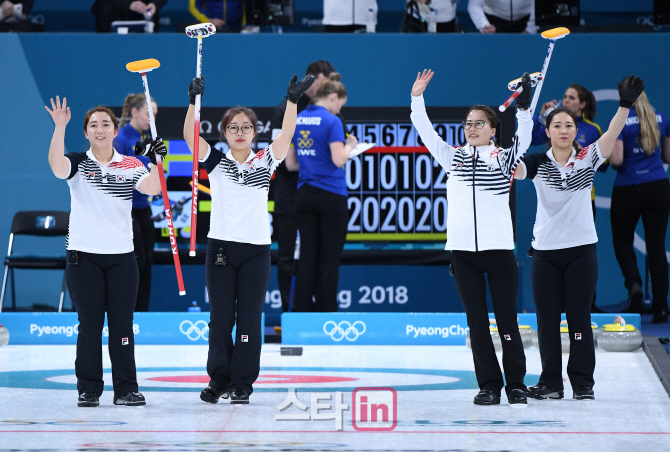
[609,77,670,323]
[114,93,158,312]
[285,72,358,312]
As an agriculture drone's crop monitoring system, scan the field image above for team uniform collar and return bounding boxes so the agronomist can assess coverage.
[225,149,255,167]
[547,147,576,168]
[86,148,123,165]
[464,141,497,156]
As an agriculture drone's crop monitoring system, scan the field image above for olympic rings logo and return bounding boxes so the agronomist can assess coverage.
[323,320,366,342]
[179,320,209,341]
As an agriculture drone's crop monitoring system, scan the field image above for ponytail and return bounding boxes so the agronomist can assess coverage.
[568,83,596,122]
[314,72,347,100]
[621,75,661,155]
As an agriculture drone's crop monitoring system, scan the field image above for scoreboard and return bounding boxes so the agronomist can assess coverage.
[113,106,516,244]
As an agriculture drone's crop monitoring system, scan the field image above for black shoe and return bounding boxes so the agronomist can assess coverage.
[506,388,528,405]
[527,384,564,400]
[626,283,643,313]
[230,387,250,404]
[113,391,146,406]
[573,385,595,400]
[200,385,230,404]
[77,392,99,407]
[473,389,500,405]
[652,310,669,324]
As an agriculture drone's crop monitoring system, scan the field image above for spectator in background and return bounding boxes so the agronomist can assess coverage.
[609,77,670,323]
[115,93,158,313]
[468,0,536,33]
[402,0,457,33]
[92,0,167,33]
[189,0,244,33]
[323,0,377,33]
[0,0,40,32]
[270,60,335,314]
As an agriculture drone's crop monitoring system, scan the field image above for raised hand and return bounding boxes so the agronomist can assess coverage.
[540,100,557,115]
[515,72,532,110]
[189,76,205,105]
[285,74,315,104]
[45,96,71,128]
[412,69,434,97]
[618,75,644,109]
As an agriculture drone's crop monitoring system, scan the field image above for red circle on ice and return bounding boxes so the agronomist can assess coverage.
[148,374,359,384]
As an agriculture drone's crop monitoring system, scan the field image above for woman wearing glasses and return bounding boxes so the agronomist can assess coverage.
[183,74,314,405]
[410,69,533,406]
[284,72,358,312]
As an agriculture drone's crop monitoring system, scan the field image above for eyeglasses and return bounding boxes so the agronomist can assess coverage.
[462,120,489,130]
[227,125,253,134]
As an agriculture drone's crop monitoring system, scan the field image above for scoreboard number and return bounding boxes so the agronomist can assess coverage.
[344,121,465,240]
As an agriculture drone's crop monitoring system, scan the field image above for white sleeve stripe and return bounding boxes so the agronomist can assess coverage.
[198,144,212,163]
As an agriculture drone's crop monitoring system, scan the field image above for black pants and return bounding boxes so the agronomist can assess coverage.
[292,184,348,312]
[205,239,271,395]
[451,250,526,394]
[66,251,139,397]
[132,206,155,312]
[611,179,670,313]
[531,244,597,390]
[274,211,297,312]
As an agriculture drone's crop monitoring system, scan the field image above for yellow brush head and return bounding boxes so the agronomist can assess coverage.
[126,59,161,73]
[541,27,570,39]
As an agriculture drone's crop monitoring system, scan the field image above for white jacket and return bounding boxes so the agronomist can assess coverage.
[410,94,533,251]
[323,0,378,26]
[468,0,537,33]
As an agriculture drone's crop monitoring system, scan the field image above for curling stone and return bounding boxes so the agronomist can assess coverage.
[466,319,502,351]
[598,316,642,352]
[518,317,536,349]
[0,325,8,347]
[560,320,571,353]
[591,321,599,346]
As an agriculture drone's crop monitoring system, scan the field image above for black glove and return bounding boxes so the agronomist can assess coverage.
[135,136,167,165]
[285,74,315,104]
[618,75,644,109]
[515,72,532,110]
[189,76,204,105]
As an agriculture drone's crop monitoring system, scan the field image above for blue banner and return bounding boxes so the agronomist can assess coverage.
[0,312,264,345]
[281,313,641,346]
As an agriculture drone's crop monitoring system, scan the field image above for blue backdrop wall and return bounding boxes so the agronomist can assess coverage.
[1,32,668,312]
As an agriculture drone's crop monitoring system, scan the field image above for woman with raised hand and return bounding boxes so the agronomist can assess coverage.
[514,76,645,401]
[46,96,163,407]
[184,74,314,405]
[411,69,533,406]
[609,77,670,323]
